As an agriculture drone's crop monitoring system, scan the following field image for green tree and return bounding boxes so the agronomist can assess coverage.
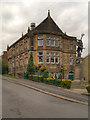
[2,60,8,74]
[27,52,36,73]
[0,56,8,74]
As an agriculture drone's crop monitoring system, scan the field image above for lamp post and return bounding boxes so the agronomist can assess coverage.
[13,48,15,77]
[14,56,15,77]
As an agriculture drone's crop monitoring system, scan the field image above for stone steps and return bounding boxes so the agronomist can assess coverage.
[71,80,86,89]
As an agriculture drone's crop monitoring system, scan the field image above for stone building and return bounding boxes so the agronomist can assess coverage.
[7,10,77,78]
[82,55,90,82]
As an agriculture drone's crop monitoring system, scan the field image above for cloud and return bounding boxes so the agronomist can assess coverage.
[0,2,88,57]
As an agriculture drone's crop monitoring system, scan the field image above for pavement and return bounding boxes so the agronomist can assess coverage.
[70,88,88,95]
[2,76,89,104]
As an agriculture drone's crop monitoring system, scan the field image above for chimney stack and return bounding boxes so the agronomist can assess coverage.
[30,23,36,30]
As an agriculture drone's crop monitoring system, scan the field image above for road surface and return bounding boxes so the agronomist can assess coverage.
[2,79,88,118]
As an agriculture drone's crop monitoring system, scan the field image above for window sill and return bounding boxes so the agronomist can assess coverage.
[51,63,55,64]
[46,62,50,64]
[56,63,59,64]
[51,46,55,47]
[46,45,50,47]
[38,63,43,64]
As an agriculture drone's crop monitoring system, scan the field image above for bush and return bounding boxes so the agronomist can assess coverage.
[39,66,46,72]
[89,80,90,84]
[86,84,90,93]
[29,74,43,82]
[43,78,72,89]
[28,74,72,89]
[44,78,56,84]
[61,79,72,89]
[43,70,49,78]
[44,70,49,73]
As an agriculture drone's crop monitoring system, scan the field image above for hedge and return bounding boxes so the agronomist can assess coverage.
[29,75,43,82]
[28,75,72,89]
[86,84,90,93]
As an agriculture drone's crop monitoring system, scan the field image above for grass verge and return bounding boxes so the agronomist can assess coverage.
[2,74,16,79]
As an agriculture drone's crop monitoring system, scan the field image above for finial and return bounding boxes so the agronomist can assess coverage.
[48,10,50,17]
[22,32,23,37]
[28,26,30,32]
[7,44,9,50]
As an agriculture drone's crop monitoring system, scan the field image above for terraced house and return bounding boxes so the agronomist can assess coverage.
[7,10,77,79]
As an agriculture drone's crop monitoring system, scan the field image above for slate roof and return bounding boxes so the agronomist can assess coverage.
[33,11,76,40]
[33,15,63,35]
[8,11,76,49]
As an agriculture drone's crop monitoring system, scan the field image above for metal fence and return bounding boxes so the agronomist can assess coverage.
[24,72,63,87]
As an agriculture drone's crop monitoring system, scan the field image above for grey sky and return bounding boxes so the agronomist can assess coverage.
[0,1,88,57]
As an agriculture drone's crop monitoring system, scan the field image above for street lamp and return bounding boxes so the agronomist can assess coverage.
[13,47,15,77]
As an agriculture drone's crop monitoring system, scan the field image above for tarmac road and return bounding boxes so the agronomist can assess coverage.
[2,79,88,118]
[2,77,88,103]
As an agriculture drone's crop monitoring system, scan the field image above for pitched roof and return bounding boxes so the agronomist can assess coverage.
[33,11,76,40]
[8,11,76,50]
[33,15,63,35]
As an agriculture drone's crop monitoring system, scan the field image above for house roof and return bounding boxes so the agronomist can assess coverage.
[33,14,63,35]
[33,10,76,40]
[8,10,76,50]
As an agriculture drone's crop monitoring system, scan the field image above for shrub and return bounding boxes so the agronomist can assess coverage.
[61,79,72,89]
[35,66,39,72]
[86,84,90,93]
[28,74,72,89]
[43,70,49,78]
[25,72,29,79]
[89,80,90,84]
[29,74,43,82]
[44,70,49,73]
[43,78,72,89]
[39,66,46,72]
[44,78,56,84]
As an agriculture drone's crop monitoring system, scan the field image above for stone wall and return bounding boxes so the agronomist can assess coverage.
[83,55,90,82]
[7,33,76,79]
